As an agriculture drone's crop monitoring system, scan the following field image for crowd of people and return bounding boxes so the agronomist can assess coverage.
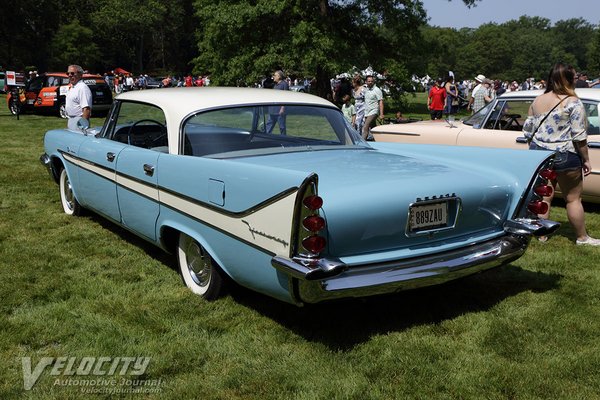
[424,72,600,120]
[333,74,385,139]
[105,71,211,93]
[423,75,546,119]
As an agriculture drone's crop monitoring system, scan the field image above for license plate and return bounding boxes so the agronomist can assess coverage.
[96,91,104,96]
[409,202,448,231]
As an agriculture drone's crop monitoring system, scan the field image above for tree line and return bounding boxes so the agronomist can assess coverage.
[1,0,598,98]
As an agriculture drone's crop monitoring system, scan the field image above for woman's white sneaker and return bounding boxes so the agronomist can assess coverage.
[576,236,600,246]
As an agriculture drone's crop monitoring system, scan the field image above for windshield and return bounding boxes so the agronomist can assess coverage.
[463,101,495,128]
[182,104,368,157]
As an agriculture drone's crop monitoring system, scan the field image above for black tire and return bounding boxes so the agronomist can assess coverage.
[59,102,67,119]
[59,168,82,216]
[8,97,19,116]
[177,233,226,300]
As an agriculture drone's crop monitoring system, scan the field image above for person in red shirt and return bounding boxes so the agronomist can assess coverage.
[184,74,193,87]
[427,78,447,120]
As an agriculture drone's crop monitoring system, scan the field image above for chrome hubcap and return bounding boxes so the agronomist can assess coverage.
[64,176,74,211]
[185,239,211,287]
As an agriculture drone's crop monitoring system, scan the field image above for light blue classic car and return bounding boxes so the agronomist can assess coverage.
[41,87,559,305]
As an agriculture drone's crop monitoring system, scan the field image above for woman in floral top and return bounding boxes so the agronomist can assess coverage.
[524,62,599,245]
[352,75,365,135]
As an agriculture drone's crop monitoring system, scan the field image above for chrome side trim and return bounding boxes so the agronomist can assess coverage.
[512,154,555,220]
[289,173,319,258]
[57,149,299,219]
[281,233,532,303]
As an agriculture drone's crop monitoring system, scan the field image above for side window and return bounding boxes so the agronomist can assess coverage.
[183,108,253,156]
[108,102,168,151]
[27,77,44,92]
[502,100,532,129]
[484,100,532,131]
[583,101,599,136]
[47,76,60,87]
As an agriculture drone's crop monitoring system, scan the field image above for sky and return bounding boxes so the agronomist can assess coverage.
[421,0,599,28]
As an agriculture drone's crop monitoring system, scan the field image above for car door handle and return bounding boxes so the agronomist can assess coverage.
[516,137,528,144]
[106,152,116,162]
[588,142,600,149]
[143,164,155,176]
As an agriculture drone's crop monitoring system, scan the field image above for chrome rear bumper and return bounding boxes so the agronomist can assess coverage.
[272,232,541,304]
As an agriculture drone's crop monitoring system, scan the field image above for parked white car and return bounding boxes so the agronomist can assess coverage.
[372,89,600,203]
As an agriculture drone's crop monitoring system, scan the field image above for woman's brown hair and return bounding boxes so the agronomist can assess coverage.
[545,62,577,97]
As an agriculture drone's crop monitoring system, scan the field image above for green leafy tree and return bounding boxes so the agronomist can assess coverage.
[553,18,595,71]
[49,19,99,70]
[588,28,600,76]
[89,0,170,72]
[191,0,428,97]
[0,0,60,70]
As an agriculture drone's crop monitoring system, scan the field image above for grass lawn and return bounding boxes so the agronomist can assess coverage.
[1,93,600,399]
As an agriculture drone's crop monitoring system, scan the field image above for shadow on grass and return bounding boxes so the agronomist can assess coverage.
[230,265,561,350]
[541,198,600,242]
[87,212,175,266]
[86,211,561,351]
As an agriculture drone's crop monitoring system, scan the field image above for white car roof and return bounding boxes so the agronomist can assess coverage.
[116,87,335,121]
[114,87,338,154]
[499,88,600,101]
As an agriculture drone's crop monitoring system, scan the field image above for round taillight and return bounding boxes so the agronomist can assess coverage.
[302,215,326,232]
[528,200,548,215]
[534,185,553,197]
[302,235,326,254]
[303,195,323,210]
[540,169,557,181]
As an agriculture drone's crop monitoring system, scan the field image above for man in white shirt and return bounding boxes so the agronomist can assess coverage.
[362,75,384,139]
[125,74,135,90]
[65,65,92,131]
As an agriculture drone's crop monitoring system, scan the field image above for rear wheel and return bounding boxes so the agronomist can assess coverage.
[59,168,82,216]
[59,103,67,119]
[177,233,226,300]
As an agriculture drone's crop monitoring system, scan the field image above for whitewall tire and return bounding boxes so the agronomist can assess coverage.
[59,168,82,216]
[177,233,225,300]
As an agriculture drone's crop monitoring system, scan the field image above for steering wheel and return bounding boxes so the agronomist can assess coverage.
[128,119,165,132]
[127,119,166,146]
[499,114,522,130]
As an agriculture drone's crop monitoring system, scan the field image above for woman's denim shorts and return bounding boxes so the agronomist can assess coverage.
[529,142,582,172]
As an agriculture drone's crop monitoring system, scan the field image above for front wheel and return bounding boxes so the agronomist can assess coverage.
[8,96,20,116]
[59,168,82,216]
[177,233,226,300]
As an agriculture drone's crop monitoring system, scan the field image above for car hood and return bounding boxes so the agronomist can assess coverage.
[234,147,529,258]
